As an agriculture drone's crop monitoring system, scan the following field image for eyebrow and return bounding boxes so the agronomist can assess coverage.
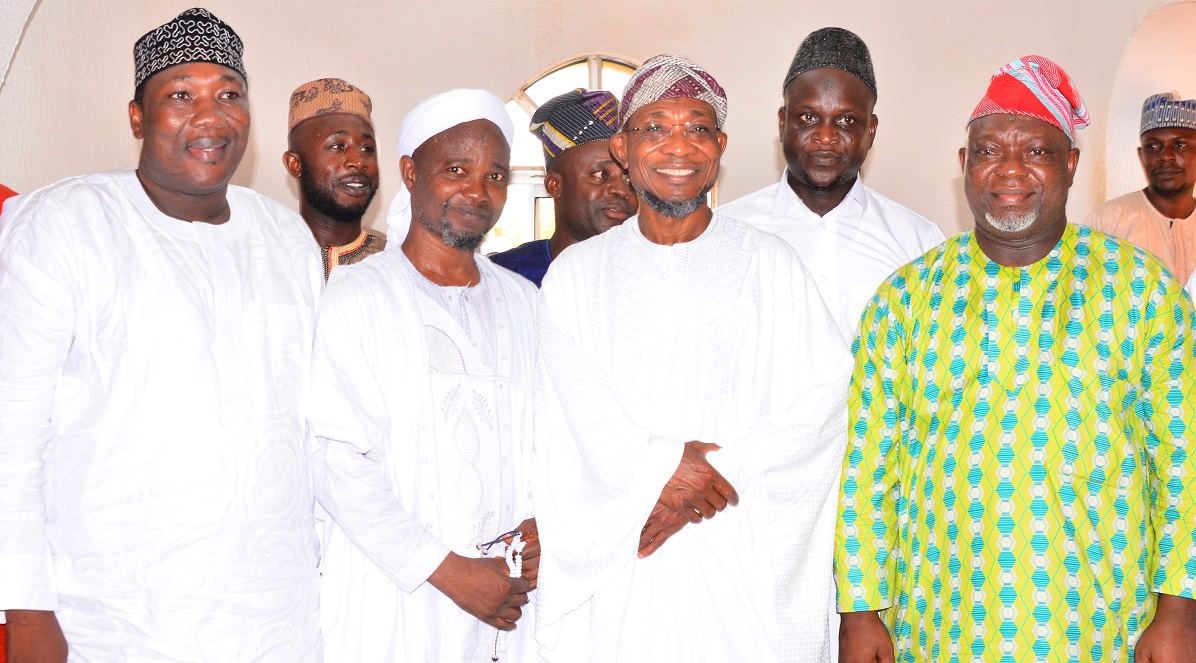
[643,107,712,120]
[165,74,245,85]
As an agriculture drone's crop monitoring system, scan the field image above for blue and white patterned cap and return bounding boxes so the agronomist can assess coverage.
[134,8,245,90]
[1141,92,1196,135]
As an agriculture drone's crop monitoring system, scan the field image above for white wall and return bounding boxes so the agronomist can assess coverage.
[0,0,1183,235]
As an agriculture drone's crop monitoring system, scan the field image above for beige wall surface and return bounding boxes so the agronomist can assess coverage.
[0,0,1182,235]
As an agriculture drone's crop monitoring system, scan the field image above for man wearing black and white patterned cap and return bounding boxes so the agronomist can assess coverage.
[0,8,322,661]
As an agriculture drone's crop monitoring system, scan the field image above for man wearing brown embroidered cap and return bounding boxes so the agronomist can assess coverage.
[285,78,385,279]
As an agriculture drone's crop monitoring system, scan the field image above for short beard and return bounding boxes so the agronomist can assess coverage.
[416,209,489,252]
[985,211,1036,233]
[300,163,375,224]
[638,184,714,219]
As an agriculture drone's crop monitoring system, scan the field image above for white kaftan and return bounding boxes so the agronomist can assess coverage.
[533,214,851,662]
[718,175,945,339]
[309,249,538,663]
[0,169,324,661]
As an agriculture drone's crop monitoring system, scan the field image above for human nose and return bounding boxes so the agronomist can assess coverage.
[659,126,696,155]
[995,152,1028,178]
[344,146,367,170]
[460,173,488,201]
[190,95,228,127]
[609,172,633,199]
[810,120,838,144]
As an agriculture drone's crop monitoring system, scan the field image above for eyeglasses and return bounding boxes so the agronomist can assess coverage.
[624,120,720,144]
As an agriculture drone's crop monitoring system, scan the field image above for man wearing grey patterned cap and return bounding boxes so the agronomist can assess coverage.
[720,27,944,338]
[0,8,321,661]
[1086,91,1196,283]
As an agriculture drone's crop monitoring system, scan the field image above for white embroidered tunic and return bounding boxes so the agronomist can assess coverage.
[0,169,324,661]
[533,214,852,662]
[309,249,538,662]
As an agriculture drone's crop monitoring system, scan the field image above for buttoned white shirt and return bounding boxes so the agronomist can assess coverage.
[719,175,945,339]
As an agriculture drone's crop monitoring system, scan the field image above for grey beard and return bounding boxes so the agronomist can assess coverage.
[638,184,714,218]
[417,212,488,252]
[985,210,1036,233]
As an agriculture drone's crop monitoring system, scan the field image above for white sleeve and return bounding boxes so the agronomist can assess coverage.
[308,281,450,593]
[0,196,75,611]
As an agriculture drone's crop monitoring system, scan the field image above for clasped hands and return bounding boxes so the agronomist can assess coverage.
[638,440,739,558]
[428,517,540,631]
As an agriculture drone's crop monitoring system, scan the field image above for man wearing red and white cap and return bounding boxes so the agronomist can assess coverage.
[836,55,1196,663]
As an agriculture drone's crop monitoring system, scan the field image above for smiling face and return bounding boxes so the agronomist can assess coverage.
[402,119,511,252]
[610,97,726,218]
[286,113,379,223]
[1139,126,1196,197]
[960,114,1078,241]
[779,68,877,196]
[547,139,637,242]
[129,61,250,198]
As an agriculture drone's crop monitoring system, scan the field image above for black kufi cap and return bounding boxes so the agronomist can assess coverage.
[134,8,245,90]
[783,27,876,99]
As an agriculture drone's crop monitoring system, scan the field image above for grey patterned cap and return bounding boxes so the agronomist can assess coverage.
[783,27,876,99]
[134,8,245,90]
[1141,92,1196,135]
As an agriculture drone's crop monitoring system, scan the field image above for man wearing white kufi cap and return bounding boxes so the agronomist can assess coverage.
[308,88,541,662]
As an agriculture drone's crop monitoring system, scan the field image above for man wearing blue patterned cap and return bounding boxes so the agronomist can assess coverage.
[491,89,637,286]
[1086,92,1196,284]
[0,7,322,661]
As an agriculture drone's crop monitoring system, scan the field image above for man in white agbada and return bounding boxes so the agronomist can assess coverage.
[719,27,944,338]
[0,9,322,661]
[533,55,851,663]
[308,89,540,662]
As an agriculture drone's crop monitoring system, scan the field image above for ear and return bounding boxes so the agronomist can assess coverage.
[716,130,728,152]
[282,151,303,180]
[958,146,967,173]
[609,133,629,169]
[400,155,418,192]
[129,100,144,139]
[544,171,564,199]
[866,114,879,150]
[777,105,785,140]
[1137,145,1147,170]
[1066,146,1080,184]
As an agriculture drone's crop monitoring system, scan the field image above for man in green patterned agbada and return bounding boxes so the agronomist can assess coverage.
[836,55,1196,663]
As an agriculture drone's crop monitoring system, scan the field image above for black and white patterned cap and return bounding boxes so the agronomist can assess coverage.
[133,8,245,90]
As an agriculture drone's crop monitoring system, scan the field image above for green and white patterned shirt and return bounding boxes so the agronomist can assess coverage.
[836,223,1196,662]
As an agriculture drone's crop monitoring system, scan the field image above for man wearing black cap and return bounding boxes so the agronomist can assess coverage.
[720,27,944,338]
[0,8,321,661]
[490,88,636,287]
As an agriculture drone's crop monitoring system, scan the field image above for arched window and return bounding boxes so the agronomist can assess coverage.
[482,54,639,254]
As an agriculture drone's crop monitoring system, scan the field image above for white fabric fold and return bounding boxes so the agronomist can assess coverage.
[0,169,323,660]
[533,214,852,662]
[309,249,539,662]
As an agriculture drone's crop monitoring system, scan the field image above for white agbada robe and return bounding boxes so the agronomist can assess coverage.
[309,248,538,662]
[533,214,851,663]
[0,169,323,660]
[718,175,945,338]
